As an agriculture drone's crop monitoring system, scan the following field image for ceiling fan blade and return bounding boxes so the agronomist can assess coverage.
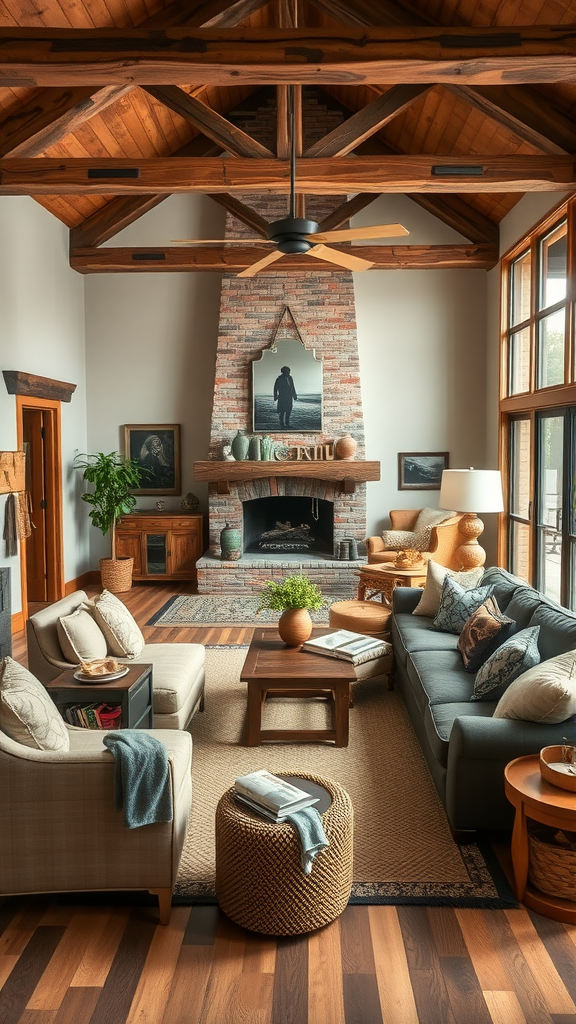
[171,238,275,245]
[237,249,286,277]
[310,224,409,243]
[306,244,373,273]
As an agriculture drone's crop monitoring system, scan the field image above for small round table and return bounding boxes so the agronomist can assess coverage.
[504,754,576,922]
[355,564,428,606]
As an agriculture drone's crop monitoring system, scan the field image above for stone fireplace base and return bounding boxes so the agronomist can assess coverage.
[196,551,365,595]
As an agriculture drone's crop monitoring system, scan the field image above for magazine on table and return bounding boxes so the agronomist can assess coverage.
[234,769,319,816]
[235,792,318,823]
[302,629,389,662]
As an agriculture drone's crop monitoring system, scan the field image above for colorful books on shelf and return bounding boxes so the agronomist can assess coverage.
[301,629,390,664]
[63,702,122,729]
[234,769,318,822]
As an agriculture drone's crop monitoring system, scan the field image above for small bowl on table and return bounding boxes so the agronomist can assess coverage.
[394,549,424,570]
[540,745,576,792]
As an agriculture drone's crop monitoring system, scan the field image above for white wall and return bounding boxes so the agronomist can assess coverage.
[352,195,488,541]
[0,197,88,613]
[84,195,225,561]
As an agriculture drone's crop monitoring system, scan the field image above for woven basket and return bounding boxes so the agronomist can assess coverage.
[216,772,353,935]
[527,822,576,903]
[99,557,133,594]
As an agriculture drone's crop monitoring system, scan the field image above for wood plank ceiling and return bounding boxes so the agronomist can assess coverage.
[1,0,575,272]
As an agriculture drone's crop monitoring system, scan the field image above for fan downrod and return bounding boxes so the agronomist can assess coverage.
[266,217,319,254]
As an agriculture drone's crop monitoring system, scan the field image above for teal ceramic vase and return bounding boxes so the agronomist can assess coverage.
[220,523,242,561]
[249,435,262,460]
[261,435,274,461]
[231,430,250,461]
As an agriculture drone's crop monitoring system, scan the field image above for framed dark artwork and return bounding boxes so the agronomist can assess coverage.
[398,452,449,491]
[123,424,181,495]
[252,337,323,433]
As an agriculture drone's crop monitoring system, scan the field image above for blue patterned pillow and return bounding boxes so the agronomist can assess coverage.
[432,576,494,635]
[472,625,541,702]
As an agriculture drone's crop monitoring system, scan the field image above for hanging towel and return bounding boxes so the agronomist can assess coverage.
[284,806,329,875]
[103,731,173,829]
[3,494,18,557]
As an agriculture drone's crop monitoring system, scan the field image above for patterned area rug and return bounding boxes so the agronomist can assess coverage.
[175,648,515,907]
[147,592,353,627]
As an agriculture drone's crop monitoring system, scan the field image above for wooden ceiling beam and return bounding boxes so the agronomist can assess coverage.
[69,242,498,273]
[5,155,573,195]
[142,86,274,158]
[304,85,431,158]
[316,193,381,232]
[205,193,269,236]
[3,28,576,88]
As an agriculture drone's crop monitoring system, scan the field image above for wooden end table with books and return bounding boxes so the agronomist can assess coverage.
[45,663,153,730]
[356,563,428,606]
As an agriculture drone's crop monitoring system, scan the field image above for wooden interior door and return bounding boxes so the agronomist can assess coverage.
[22,409,48,602]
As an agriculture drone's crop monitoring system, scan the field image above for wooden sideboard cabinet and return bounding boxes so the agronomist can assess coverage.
[115,513,204,582]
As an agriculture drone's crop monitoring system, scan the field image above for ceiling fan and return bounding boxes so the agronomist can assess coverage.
[173,89,409,277]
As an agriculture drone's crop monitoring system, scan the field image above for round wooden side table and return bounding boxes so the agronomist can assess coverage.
[504,754,576,922]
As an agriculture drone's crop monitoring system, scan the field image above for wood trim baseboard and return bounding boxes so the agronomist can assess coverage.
[11,610,24,634]
[65,571,100,595]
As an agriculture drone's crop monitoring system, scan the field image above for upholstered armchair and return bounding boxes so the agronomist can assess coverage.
[0,723,192,924]
[365,508,465,570]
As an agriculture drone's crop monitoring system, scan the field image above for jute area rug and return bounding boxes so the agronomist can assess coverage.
[147,593,352,627]
[175,648,514,907]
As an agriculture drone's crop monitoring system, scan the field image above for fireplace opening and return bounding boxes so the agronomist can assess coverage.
[243,496,334,556]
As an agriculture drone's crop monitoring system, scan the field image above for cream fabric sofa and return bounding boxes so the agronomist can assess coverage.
[0,723,192,923]
[26,591,205,730]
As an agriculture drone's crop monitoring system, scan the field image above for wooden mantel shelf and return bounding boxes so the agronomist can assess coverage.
[193,460,380,495]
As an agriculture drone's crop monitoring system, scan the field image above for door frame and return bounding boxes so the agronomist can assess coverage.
[16,395,65,620]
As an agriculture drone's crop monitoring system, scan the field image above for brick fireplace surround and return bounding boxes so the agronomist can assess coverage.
[195,93,376,595]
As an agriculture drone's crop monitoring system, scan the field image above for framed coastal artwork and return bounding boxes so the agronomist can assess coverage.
[123,424,181,495]
[252,337,323,433]
[398,452,449,490]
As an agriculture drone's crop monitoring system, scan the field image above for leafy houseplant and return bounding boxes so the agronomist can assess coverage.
[257,575,324,646]
[76,451,147,593]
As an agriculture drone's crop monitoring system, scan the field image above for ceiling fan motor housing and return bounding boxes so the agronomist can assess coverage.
[267,217,320,254]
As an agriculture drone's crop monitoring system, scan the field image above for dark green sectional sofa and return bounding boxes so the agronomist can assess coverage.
[391,566,576,840]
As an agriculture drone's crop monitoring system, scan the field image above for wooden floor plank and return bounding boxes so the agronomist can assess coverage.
[198,913,246,1024]
[530,913,576,1006]
[441,955,494,1024]
[27,912,107,1010]
[368,906,418,1024]
[125,908,188,1024]
[51,986,101,1024]
[479,911,555,1024]
[182,906,219,947]
[428,908,469,958]
[0,955,18,991]
[87,914,157,1024]
[159,945,213,1024]
[1,903,52,957]
[243,932,276,975]
[0,927,65,1024]
[505,910,576,1015]
[397,907,456,1024]
[308,919,345,1024]
[235,973,275,1024]
[342,973,383,1024]
[70,909,131,988]
[340,904,377,974]
[17,1011,58,1024]
[483,990,527,1024]
[456,909,512,992]
[271,935,308,1024]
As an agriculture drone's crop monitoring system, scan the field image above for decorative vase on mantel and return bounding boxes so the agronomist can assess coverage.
[278,607,313,647]
[334,434,357,460]
[248,435,262,460]
[231,430,250,461]
[261,435,275,461]
[220,523,242,561]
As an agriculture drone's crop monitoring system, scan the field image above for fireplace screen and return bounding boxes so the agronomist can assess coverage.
[243,496,334,555]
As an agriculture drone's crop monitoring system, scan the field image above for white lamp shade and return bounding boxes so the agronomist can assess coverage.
[439,469,504,514]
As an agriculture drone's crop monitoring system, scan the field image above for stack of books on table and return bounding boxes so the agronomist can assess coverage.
[301,629,390,665]
[63,702,122,729]
[234,769,319,823]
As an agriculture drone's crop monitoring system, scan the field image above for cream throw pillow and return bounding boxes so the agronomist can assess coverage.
[0,657,70,751]
[91,590,145,658]
[57,608,108,664]
[412,560,484,617]
[412,507,456,550]
[493,651,576,723]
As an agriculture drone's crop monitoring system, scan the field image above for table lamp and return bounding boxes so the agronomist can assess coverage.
[439,468,504,569]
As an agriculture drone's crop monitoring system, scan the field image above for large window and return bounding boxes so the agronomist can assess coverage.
[501,200,576,608]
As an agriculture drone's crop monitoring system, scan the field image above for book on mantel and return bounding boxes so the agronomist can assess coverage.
[301,629,390,664]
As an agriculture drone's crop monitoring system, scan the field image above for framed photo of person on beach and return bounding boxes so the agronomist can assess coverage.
[252,338,323,433]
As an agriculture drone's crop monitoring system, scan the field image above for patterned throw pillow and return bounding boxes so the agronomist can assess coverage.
[91,590,145,658]
[493,647,576,723]
[413,560,484,617]
[432,577,494,635]
[472,626,540,702]
[457,596,516,673]
[381,529,416,551]
[0,657,70,751]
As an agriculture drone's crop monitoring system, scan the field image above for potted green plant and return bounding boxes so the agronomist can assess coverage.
[76,451,148,593]
[257,574,325,646]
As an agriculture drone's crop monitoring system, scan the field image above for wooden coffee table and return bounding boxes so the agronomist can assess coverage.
[356,563,428,606]
[241,628,358,747]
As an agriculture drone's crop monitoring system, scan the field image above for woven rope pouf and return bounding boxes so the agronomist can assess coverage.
[329,599,391,636]
[215,773,353,935]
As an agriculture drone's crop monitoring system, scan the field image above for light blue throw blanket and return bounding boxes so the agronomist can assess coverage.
[103,731,172,829]
[285,807,329,874]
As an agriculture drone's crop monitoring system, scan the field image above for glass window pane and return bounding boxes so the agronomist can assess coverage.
[537,414,564,602]
[570,541,576,611]
[510,418,531,518]
[539,222,567,310]
[537,309,565,388]
[510,521,530,582]
[509,327,530,394]
[510,250,531,326]
[146,534,166,574]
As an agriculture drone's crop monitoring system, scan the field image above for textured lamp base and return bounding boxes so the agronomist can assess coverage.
[456,512,486,569]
